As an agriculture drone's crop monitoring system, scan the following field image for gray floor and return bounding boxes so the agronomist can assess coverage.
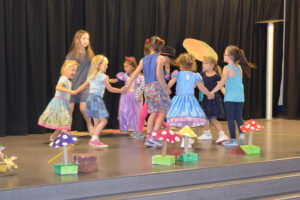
[0,118,300,190]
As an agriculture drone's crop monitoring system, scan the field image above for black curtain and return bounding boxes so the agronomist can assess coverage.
[284,0,300,118]
[0,0,287,136]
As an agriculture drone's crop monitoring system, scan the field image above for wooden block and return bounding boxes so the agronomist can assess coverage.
[169,149,184,159]
[72,153,98,173]
[152,155,175,165]
[0,164,8,173]
[230,146,246,155]
[240,145,261,155]
[178,152,198,162]
[54,163,78,175]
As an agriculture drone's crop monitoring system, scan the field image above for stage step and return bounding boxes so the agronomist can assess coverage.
[2,157,300,200]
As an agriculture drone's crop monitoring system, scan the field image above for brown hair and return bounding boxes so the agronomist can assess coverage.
[175,53,197,72]
[226,45,256,78]
[148,36,165,53]
[203,56,222,76]
[67,30,95,62]
[124,57,138,70]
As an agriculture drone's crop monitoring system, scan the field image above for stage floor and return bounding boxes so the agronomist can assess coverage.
[0,118,300,191]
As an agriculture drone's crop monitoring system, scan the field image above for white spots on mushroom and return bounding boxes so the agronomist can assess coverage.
[152,132,157,136]
[162,131,167,135]
[62,134,68,139]
[55,139,60,144]
[175,136,180,142]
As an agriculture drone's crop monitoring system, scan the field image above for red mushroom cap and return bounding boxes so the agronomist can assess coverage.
[151,129,182,143]
[240,119,264,133]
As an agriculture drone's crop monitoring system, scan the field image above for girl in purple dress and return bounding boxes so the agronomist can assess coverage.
[110,57,144,135]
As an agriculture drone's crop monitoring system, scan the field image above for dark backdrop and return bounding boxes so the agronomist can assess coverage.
[0,0,295,137]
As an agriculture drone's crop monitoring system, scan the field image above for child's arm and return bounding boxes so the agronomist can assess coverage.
[168,77,177,88]
[164,58,171,80]
[109,78,119,84]
[211,67,230,94]
[56,82,73,93]
[126,60,143,88]
[75,80,89,94]
[104,79,124,93]
[196,81,214,99]
[157,56,171,96]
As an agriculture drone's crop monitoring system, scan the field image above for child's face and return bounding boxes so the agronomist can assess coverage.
[80,33,89,48]
[123,62,134,74]
[64,65,77,79]
[202,60,213,72]
[101,61,108,73]
[223,49,231,63]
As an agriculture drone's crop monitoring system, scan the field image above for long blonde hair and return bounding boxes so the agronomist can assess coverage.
[88,55,108,79]
[175,53,197,72]
[203,56,222,76]
[61,60,78,75]
[67,30,95,62]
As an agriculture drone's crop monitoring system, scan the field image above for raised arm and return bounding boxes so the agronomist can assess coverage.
[168,77,177,88]
[104,78,123,93]
[157,55,171,96]
[126,60,143,87]
[109,78,119,84]
[211,66,230,94]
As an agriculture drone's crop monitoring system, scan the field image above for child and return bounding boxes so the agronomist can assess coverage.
[126,36,172,147]
[197,56,229,144]
[210,46,256,147]
[109,57,144,136]
[76,55,125,148]
[166,53,213,147]
[134,45,175,139]
[38,60,78,140]
[66,30,95,135]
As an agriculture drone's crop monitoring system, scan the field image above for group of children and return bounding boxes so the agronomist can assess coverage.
[38,30,255,149]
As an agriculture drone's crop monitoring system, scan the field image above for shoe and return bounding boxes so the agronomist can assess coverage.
[148,136,163,147]
[180,138,194,148]
[216,135,229,144]
[222,139,238,147]
[88,127,94,136]
[239,133,246,145]
[144,139,156,147]
[197,133,212,140]
[133,132,144,139]
[130,131,137,137]
[89,140,109,148]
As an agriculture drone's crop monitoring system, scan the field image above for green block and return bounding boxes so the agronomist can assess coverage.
[54,163,78,175]
[240,145,261,155]
[178,152,198,162]
[152,155,175,165]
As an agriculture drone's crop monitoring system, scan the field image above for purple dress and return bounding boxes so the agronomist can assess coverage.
[117,72,144,132]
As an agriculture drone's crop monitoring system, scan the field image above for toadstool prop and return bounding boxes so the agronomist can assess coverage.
[151,129,182,165]
[177,126,199,162]
[239,119,264,154]
[0,145,18,173]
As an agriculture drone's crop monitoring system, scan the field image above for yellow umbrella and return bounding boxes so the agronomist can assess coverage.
[183,38,218,62]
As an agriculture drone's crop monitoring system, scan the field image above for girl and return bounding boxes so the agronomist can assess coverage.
[167,53,213,147]
[38,60,78,140]
[76,55,125,148]
[126,36,172,147]
[109,57,144,136]
[66,30,95,135]
[210,46,256,147]
[197,56,229,144]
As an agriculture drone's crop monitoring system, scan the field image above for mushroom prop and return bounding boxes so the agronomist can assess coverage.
[177,126,199,162]
[50,132,79,175]
[240,119,264,154]
[151,129,182,165]
[0,145,18,173]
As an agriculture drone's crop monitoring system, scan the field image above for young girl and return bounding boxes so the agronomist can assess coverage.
[210,46,256,147]
[197,56,229,144]
[126,36,172,147]
[38,60,78,140]
[66,30,95,135]
[76,55,125,148]
[109,57,144,136]
[166,53,213,146]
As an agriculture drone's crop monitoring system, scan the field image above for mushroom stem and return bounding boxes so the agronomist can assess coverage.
[63,145,68,165]
[249,131,253,146]
[184,135,189,154]
[162,141,168,157]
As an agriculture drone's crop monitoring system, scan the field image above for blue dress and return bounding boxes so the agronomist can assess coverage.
[166,70,207,127]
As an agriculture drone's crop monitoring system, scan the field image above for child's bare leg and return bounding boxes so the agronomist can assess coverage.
[210,117,224,132]
[153,108,167,131]
[203,120,210,131]
[92,118,107,138]
[79,102,93,130]
[50,129,60,140]
[147,112,157,134]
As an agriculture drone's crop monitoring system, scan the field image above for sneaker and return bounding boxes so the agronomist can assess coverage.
[222,139,238,147]
[133,132,144,139]
[239,133,246,145]
[148,136,163,147]
[144,139,156,147]
[130,131,137,137]
[216,135,229,144]
[197,133,212,140]
[180,138,194,148]
[89,140,109,148]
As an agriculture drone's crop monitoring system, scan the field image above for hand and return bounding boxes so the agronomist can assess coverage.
[163,87,172,96]
[70,90,78,96]
[121,86,128,93]
[207,92,214,99]
[139,93,143,102]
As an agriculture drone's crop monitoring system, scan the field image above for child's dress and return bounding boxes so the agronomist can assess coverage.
[38,76,71,131]
[86,73,109,119]
[166,70,207,127]
[200,72,225,119]
[117,72,144,132]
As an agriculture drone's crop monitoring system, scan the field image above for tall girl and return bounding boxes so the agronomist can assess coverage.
[109,57,144,135]
[197,56,229,144]
[126,36,172,147]
[76,55,124,148]
[210,46,256,147]
[67,30,95,135]
[38,60,78,140]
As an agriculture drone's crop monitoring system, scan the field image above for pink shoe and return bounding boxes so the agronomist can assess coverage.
[89,140,109,148]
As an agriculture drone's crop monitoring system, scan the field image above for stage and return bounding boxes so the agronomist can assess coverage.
[1,118,300,199]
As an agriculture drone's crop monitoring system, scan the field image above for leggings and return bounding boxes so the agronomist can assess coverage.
[139,103,168,133]
[224,102,244,139]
